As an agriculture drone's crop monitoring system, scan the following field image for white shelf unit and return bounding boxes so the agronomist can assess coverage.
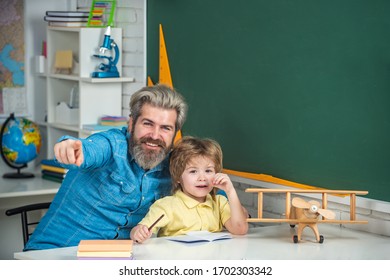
[44,27,133,158]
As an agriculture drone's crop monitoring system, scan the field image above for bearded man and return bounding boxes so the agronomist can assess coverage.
[25,84,188,250]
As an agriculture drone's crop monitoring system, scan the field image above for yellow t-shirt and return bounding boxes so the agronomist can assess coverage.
[139,190,231,237]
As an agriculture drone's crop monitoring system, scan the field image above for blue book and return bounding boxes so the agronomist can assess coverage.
[41,159,63,168]
[41,169,66,179]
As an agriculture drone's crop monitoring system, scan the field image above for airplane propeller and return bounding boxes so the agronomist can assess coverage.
[292,197,336,220]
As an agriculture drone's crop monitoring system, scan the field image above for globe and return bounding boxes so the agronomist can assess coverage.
[0,113,42,178]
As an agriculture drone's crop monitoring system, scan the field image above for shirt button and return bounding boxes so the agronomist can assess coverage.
[142,196,145,200]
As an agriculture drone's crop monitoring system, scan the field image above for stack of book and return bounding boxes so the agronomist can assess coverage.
[77,240,134,260]
[100,115,128,126]
[82,124,124,132]
[44,11,89,27]
[82,116,127,132]
[41,159,68,183]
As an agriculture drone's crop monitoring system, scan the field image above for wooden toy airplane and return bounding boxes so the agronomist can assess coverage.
[245,188,368,243]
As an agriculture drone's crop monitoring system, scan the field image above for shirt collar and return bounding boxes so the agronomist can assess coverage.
[175,189,214,209]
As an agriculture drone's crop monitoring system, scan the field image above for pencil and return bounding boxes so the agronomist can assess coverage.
[148,214,164,231]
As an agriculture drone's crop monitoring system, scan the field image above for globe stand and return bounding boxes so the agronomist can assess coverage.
[0,113,36,179]
[3,168,35,179]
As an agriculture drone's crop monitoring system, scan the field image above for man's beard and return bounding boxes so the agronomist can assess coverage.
[129,135,172,170]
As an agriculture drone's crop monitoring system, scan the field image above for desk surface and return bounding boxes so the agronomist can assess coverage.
[14,224,390,260]
[0,173,60,199]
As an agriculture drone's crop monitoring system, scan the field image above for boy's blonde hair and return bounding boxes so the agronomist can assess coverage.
[169,136,223,194]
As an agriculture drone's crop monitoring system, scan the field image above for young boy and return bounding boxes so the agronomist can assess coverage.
[130,136,248,243]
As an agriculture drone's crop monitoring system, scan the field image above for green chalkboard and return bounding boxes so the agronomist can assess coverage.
[147,0,390,202]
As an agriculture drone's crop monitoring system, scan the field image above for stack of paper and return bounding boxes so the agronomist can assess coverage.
[77,240,134,260]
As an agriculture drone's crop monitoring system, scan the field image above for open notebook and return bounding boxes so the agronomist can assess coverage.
[166,231,232,243]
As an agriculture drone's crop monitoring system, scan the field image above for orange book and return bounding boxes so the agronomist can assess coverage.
[77,240,133,252]
[41,164,68,174]
[77,250,132,258]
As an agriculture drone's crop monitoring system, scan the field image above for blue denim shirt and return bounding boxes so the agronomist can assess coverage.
[24,128,172,250]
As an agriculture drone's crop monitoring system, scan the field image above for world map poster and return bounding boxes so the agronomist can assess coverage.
[0,0,25,116]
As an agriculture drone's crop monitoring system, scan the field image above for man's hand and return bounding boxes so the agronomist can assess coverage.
[54,139,84,166]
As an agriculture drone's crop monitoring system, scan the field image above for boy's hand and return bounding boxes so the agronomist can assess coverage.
[130,224,152,244]
[54,139,84,166]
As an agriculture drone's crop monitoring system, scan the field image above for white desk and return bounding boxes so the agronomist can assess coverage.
[14,224,390,260]
[0,174,60,260]
[0,174,59,199]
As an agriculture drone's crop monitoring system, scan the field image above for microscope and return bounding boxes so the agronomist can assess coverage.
[91,26,120,78]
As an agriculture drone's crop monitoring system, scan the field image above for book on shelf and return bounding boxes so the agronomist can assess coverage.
[41,165,67,174]
[41,169,66,179]
[100,115,128,121]
[166,231,232,243]
[41,159,68,174]
[42,174,63,183]
[100,121,128,126]
[44,16,89,22]
[46,11,90,17]
[77,240,133,260]
[41,159,64,168]
[100,115,128,126]
[48,21,88,27]
[82,124,125,131]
